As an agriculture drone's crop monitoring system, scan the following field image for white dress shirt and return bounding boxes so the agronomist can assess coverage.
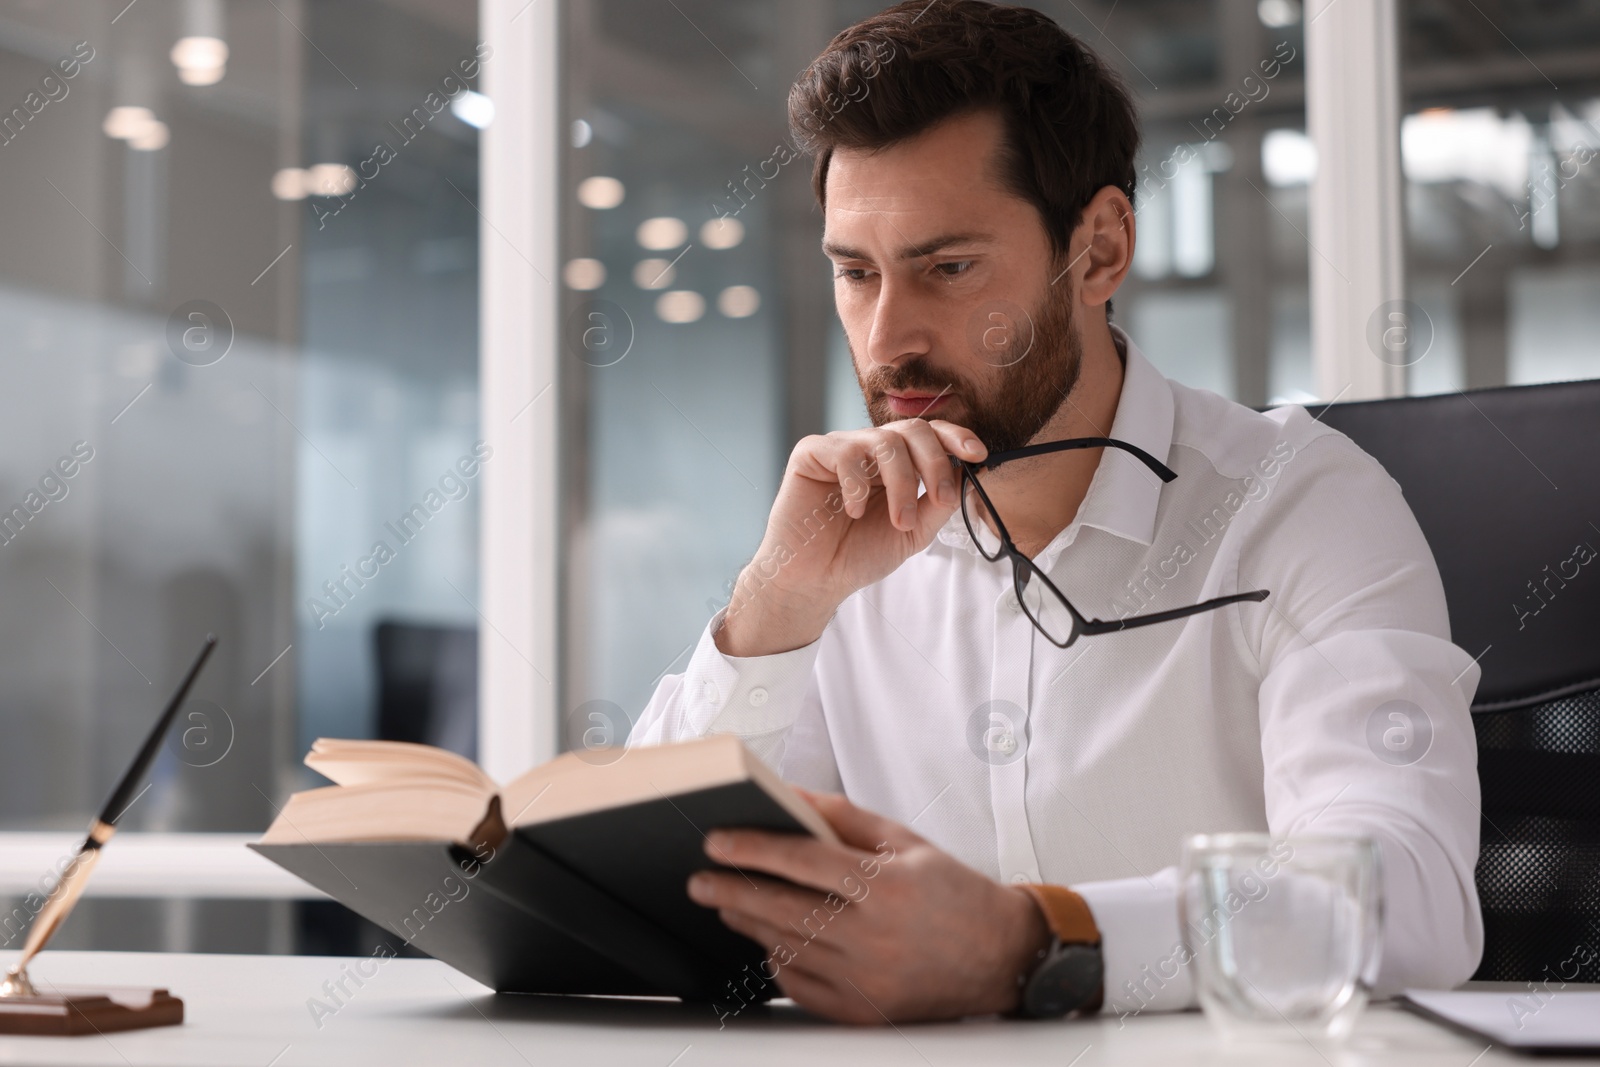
[631,325,1484,1014]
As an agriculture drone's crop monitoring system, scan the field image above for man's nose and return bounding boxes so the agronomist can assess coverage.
[864,278,934,368]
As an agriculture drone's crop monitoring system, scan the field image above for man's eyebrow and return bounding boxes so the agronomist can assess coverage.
[821,239,868,261]
[899,232,993,260]
[821,232,994,262]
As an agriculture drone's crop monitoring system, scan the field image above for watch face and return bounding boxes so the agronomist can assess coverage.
[1023,944,1104,1018]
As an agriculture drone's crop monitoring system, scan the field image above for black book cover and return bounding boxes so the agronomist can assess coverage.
[251,778,814,1002]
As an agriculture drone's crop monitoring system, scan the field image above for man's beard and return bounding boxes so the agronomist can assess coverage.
[851,275,1082,457]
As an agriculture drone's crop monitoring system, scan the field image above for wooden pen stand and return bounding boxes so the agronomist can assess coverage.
[0,986,183,1036]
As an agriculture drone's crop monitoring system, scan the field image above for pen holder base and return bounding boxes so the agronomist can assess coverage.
[0,986,183,1036]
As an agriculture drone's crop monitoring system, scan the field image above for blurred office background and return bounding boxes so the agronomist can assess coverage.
[0,0,1595,952]
[0,0,482,952]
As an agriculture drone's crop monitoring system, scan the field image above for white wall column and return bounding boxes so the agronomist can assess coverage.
[1305,0,1407,400]
[480,0,561,780]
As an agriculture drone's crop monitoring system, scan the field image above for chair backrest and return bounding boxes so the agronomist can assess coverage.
[373,620,478,757]
[1307,379,1600,982]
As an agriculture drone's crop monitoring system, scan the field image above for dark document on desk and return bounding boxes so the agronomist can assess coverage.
[251,734,833,1003]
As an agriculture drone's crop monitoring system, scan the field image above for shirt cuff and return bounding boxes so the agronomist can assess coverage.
[678,608,822,738]
[1075,867,1195,1016]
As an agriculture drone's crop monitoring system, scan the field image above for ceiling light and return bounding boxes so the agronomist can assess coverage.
[633,258,675,289]
[1401,107,1530,200]
[307,163,358,196]
[563,258,606,290]
[717,285,760,318]
[104,106,169,150]
[272,167,308,200]
[129,120,170,151]
[637,217,688,251]
[656,290,704,324]
[451,90,494,130]
[1262,128,1317,187]
[1257,0,1301,28]
[103,106,155,140]
[700,217,744,250]
[577,176,624,209]
[171,36,228,86]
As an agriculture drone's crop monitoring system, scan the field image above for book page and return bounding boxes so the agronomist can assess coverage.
[305,738,497,795]
[501,734,837,843]
[259,780,491,845]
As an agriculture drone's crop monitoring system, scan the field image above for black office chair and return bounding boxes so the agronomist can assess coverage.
[1308,379,1600,982]
[373,619,479,758]
[295,620,480,959]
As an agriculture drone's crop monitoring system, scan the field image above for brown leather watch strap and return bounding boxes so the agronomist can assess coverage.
[1018,883,1101,946]
[1011,883,1104,1016]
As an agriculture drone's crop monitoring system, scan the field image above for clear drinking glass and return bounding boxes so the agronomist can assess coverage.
[1180,833,1383,1044]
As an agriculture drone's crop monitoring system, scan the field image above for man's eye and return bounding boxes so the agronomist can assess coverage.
[834,267,870,284]
[936,260,974,277]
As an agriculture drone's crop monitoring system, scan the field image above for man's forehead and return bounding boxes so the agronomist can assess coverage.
[826,112,1007,204]
[825,175,970,223]
[821,111,1020,249]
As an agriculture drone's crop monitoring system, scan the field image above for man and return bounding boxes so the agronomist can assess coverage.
[632,0,1482,1024]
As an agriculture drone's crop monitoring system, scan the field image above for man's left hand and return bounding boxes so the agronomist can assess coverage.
[687,789,1050,1024]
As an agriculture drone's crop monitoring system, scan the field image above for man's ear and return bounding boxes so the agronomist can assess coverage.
[1069,186,1135,309]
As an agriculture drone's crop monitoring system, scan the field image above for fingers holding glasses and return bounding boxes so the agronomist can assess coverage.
[877,420,980,532]
[920,419,988,467]
[792,422,987,530]
[793,435,893,520]
[891,420,977,508]
[874,431,940,532]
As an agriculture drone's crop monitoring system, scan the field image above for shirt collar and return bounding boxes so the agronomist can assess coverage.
[935,323,1176,562]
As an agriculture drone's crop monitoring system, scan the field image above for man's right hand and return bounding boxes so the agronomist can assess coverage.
[716,419,988,658]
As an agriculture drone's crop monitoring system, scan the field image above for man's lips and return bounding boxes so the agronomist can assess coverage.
[884,391,953,416]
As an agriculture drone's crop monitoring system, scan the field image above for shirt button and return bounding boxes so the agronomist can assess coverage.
[701,681,721,706]
[747,687,769,707]
[1010,873,1030,885]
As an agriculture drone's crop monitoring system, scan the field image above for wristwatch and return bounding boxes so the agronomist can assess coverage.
[1011,883,1104,1019]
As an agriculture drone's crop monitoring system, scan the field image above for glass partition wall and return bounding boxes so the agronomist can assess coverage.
[0,0,481,953]
[1398,0,1600,394]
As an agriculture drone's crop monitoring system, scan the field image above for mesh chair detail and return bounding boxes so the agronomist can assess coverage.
[1474,689,1600,981]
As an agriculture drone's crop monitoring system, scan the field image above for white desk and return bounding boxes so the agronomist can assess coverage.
[0,952,1576,1066]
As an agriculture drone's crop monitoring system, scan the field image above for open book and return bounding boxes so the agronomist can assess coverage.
[252,735,835,1002]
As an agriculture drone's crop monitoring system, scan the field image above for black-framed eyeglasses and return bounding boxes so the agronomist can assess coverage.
[958,437,1269,648]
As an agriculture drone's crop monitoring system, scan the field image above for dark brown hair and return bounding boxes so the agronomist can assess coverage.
[788,0,1140,261]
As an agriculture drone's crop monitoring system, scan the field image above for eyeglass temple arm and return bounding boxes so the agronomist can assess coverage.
[1077,589,1270,635]
[978,438,1177,482]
